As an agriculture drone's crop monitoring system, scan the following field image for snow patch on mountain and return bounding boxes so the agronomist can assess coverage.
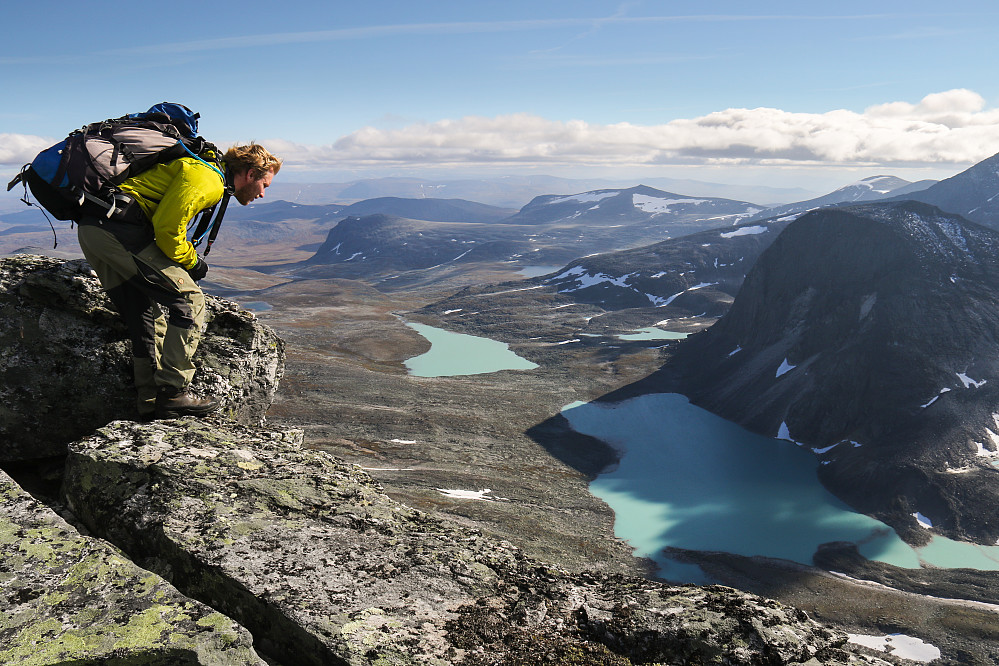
[720,225,768,239]
[632,194,708,214]
[551,266,638,292]
[776,358,797,377]
[957,372,987,388]
[546,191,618,205]
[921,388,951,408]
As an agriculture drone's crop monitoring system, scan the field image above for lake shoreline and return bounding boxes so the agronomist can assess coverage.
[665,545,999,664]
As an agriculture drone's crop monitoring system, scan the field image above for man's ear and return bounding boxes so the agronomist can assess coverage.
[231,168,248,188]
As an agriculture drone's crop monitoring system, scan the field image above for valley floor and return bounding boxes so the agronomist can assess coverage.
[245,272,660,577]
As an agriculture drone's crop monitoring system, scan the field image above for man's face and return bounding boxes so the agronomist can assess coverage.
[233,169,274,205]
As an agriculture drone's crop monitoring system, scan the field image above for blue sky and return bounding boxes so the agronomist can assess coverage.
[3,1,999,194]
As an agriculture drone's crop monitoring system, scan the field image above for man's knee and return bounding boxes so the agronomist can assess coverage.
[164,286,204,331]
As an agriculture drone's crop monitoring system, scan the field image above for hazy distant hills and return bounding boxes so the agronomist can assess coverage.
[655,201,999,544]
[298,214,539,281]
[263,175,816,209]
[537,217,792,315]
[501,185,761,233]
[209,197,517,268]
[745,175,934,222]
[331,197,515,223]
[225,196,513,227]
[291,186,766,282]
[485,156,999,319]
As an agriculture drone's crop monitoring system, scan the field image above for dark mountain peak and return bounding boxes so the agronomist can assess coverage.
[898,151,999,229]
[671,200,999,544]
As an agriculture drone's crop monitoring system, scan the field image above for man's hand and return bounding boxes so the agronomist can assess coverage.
[187,257,209,282]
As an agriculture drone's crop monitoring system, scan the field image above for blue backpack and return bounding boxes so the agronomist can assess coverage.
[7,103,231,253]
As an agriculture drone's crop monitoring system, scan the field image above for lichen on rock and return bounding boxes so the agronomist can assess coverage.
[0,469,265,665]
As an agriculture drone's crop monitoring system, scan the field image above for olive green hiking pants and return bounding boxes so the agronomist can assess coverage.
[78,222,206,416]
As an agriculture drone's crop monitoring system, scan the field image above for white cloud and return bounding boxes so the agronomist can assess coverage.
[255,90,999,173]
[6,90,998,178]
[0,133,55,166]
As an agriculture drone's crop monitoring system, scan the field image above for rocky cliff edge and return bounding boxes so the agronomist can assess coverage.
[0,254,285,461]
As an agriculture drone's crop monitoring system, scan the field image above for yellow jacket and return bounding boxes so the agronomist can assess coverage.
[117,156,225,269]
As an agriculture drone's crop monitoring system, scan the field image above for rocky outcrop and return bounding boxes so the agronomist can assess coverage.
[0,468,265,665]
[670,201,999,544]
[0,254,284,461]
[59,417,894,666]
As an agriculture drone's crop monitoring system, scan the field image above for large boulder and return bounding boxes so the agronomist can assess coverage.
[62,417,893,666]
[0,254,284,462]
[0,468,265,665]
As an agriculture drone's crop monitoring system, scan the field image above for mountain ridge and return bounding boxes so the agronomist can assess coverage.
[662,200,999,544]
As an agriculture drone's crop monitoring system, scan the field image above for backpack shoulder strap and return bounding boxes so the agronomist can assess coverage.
[190,158,234,256]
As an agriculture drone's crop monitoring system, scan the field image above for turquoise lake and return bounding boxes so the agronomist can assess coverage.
[240,301,273,312]
[404,322,539,377]
[617,327,689,341]
[562,393,999,583]
[518,265,562,278]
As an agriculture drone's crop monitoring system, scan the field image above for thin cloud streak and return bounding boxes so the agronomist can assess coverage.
[511,52,718,68]
[69,13,918,59]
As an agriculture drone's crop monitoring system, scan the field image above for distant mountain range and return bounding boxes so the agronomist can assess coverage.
[745,175,934,222]
[261,175,818,209]
[297,213,537,282]
[276,186,766,283]
[500,184,761,231]
[537,218,785,315]
[0,169,941,283]
[487,171,979,319]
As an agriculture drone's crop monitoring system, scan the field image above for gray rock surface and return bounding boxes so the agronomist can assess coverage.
[0,468,265,665]
[61,417,896,666]
[0,254,284,461]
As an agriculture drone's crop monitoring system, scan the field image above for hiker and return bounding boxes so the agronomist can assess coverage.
[76,143,282,420]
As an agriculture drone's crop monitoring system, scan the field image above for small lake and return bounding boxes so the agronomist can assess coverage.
[518,265,562,278]
[404,322,539,377]
[562,393,999,583]
[617,327,689,341]
[240,301,273,312]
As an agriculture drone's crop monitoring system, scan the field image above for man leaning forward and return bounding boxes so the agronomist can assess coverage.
[77,143,282,420]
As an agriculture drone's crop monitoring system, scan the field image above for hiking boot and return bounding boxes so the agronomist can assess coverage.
[155,386,220,419]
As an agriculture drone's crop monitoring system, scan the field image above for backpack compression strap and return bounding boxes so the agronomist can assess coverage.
[7,166,59,248]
